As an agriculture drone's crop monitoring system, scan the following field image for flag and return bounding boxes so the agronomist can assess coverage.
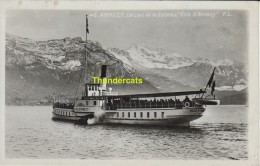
[211,80,216,95]
[206,67,216,88]
[86,15,89,34]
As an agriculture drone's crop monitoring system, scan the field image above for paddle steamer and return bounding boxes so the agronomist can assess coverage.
[52,15,220,126]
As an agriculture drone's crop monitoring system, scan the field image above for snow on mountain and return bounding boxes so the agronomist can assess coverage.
[108,45,194,70]
[41,54,65,62]
[194,57,235,66]
[107,48,135,73]
[57,60,81,71]
[109,45,235,70]
[107,45,247,91]
[5,33,248,105]
[6,33,161,105]
[213,59,234,66]
[216,85,247,91]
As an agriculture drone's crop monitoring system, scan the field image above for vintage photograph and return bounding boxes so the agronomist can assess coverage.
[1,1,258,164]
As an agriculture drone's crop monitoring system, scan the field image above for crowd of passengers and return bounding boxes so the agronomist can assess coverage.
[53,101,74,109]
[108,96,193,109]
[53,96,194,109]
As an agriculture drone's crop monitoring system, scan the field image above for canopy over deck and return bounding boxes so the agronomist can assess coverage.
[83,90,206,100]
[110,90,206,98]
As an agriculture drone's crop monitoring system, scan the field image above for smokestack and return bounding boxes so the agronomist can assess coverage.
[100,65,107,78]
[100,65,107,91]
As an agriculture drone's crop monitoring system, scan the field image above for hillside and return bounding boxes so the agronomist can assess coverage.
[6,33,248,105]
[5,34,159,105]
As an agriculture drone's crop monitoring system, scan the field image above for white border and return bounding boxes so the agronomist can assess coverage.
[0,1,258,166]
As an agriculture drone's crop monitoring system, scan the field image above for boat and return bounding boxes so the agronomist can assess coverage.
[52,14,220,126]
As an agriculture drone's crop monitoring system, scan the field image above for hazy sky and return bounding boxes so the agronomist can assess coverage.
[6,10,247,61]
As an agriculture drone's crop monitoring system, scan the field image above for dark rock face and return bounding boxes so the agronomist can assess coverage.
[5,34,158,105]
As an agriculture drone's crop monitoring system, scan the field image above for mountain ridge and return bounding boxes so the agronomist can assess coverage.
[5,33,248,105]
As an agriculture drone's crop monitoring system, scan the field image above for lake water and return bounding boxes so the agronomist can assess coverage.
[5,105,247,159]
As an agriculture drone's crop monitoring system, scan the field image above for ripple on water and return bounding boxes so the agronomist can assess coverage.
[5,106,248,159]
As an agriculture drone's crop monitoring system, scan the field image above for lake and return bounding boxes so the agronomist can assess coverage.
[5,105,247,159]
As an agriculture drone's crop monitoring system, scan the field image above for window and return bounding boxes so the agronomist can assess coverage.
[128,112,130,118]
[86,101,88,105]
[161,112,164,118]
[134,112,136,118]
[140,112,143,118]
[154,112,157,118]
[117,112,119,118]
[122,112,124,118]
[147,112,150,118]
[89,86,91,91]
[94,101,97,105]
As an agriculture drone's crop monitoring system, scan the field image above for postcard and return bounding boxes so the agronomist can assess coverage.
[0,1,258,166]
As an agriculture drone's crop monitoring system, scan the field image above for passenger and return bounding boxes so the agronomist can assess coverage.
[183,96,192,107]
[176,99,182,109]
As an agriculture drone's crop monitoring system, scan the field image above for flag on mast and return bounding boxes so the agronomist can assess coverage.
[86,15,89,34]
[211,80,216,95]
[206,67,216,88]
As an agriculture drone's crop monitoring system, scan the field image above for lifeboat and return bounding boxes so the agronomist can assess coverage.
[192,98,220,105]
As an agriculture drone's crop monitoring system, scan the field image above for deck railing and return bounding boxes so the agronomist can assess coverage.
[104,101,195,110]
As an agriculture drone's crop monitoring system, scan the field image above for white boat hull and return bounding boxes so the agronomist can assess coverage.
[102,107,205,127]
[52,106,205,126]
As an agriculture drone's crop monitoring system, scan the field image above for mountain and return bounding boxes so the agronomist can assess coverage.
[108,45,194,70]
[216,88,248,105]
[5,34,159,105]
[107,45,248,105]
[6,34,248,105]
[150,62,247,88]
[108,45,248,89]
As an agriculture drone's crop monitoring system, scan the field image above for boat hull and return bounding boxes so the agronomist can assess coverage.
[52,106,205,126]
[52,107,94,122]
[102,107,205,127]
[102,116,201,127]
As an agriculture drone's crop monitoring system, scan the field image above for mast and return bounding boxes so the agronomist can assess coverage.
[85,14,89,84]
[74,14,89,102]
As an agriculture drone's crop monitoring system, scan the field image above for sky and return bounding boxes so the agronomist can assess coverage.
[6,10,248,62]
